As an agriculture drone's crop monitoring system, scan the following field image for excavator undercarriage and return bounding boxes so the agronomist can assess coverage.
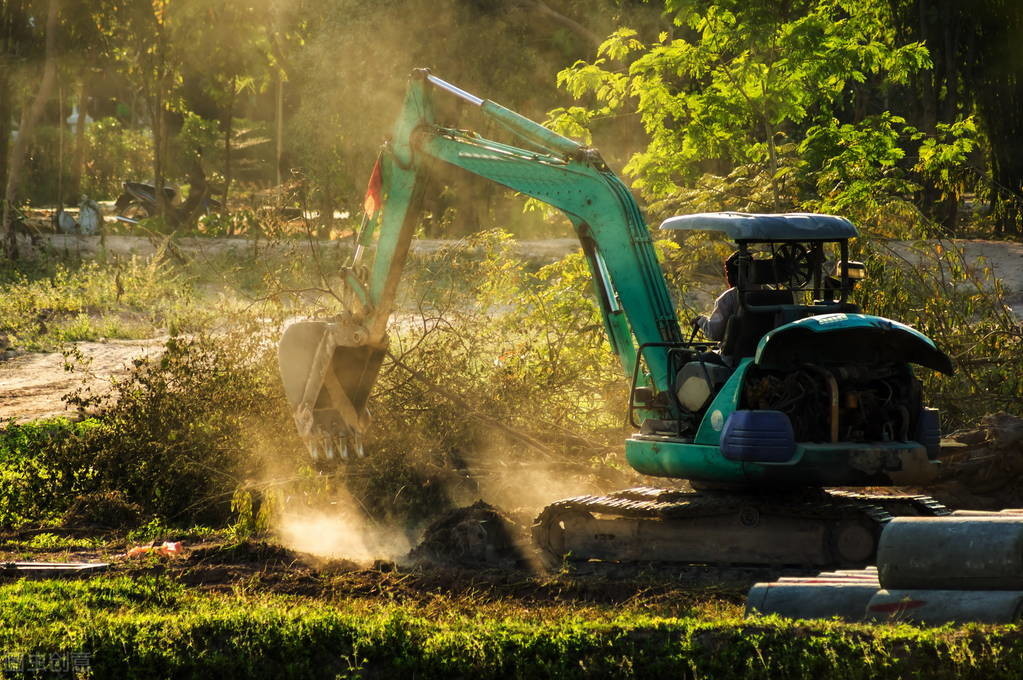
[532,487,949,570]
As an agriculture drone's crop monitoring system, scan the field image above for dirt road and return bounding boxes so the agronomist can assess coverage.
[0,338,164,422]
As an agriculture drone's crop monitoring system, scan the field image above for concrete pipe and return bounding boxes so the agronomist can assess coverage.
[878,516,1023,590]
[746,582,879,621]
[865,589,1023,625]
[952,509,1023,516]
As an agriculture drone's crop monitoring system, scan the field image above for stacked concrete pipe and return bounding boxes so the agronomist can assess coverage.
[746,510,1023,624]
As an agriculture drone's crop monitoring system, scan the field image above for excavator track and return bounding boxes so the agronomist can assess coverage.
[532,487,949,571]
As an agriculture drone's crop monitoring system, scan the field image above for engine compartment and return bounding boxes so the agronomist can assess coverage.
[742,363,923,444]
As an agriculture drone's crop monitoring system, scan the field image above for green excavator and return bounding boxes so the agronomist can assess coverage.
[278,69,954,570]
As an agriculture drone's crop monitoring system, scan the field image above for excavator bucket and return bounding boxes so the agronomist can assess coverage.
[278,317,385,463]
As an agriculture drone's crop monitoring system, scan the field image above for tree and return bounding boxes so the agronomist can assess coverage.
[61,2,112,203]
[2,0,59,259]
[550,0,930,225]
[101,0,184,222]
[0,0,36,201]
[967,1,1023,234]
[178,1,272,210]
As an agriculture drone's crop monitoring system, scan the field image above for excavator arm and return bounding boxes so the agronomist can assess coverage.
[278,69,683,462]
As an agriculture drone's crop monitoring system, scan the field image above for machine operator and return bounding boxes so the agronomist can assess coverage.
[691,252,740,341]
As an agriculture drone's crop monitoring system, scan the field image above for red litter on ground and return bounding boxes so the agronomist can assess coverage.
[126,541,183,558]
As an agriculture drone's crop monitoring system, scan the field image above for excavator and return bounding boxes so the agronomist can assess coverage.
[278,69,956,571]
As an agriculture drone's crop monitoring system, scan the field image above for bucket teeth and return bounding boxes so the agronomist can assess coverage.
[300,431,366,466]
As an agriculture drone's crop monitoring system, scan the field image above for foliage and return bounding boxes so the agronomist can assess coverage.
[1,575,1023,679]
[856,237,1023,429]
[547,0,998,234]
[0,326,298,528]
[0,418,90,527]
[2,0,1022,239]
[81,117,154,199]
[0,249,198,350]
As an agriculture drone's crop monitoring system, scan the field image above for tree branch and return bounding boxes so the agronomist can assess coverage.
[517,0,602,51]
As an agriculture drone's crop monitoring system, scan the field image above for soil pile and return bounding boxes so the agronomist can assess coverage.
[408,500,529,569]
[928,412,1023,509]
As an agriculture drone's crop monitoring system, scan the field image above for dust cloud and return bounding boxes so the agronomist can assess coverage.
[471,460,597,514]
[274,486,411,563]
[453,429,623,515]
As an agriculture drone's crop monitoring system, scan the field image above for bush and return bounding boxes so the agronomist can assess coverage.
[856,237,1023,429]
[0,326,299,529]
[2,576,1023,680]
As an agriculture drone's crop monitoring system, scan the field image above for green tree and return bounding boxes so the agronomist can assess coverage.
[550,0,930,226]
[889,0,1023,235]
[101,0,185,221]
[177,1,273,209]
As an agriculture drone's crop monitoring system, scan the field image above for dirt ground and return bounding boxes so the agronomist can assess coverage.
[0,338,164,422]
[0,533,753,614]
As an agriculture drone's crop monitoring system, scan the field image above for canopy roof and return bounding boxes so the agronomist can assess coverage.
[659,212,858,241]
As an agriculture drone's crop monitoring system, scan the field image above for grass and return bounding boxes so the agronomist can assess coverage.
[0,234,535,352]
[0,254,195,351]
[0,575,1020,679]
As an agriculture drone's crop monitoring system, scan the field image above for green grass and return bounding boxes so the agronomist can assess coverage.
[3,533,107,551]
[0,254,204,351]
[0,575,1020,679]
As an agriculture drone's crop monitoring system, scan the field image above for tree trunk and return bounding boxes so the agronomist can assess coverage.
[222,76,236,210]
[151,14,169,223]
[275,72,284,186]
[3,0,59,259]
[70,75,88,199]
[0,67,11,198]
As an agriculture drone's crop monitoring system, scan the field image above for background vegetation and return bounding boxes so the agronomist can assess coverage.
[1,233,1018,534]
[1,0,1023,248]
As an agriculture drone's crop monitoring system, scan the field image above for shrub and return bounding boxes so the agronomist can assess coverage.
[0,326,299,529]
[857,237,1022,429]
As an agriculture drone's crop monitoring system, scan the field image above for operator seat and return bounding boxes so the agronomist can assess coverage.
[720,289,794,359]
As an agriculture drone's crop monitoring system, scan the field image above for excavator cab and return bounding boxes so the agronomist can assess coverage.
[625,212,953,488]
[657,213,868,422]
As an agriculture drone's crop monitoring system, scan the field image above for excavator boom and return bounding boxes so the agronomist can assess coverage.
[279,69,683,461]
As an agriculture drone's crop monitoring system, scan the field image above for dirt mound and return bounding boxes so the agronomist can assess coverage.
[187,540,300,567]
[408,500,528,569]
[926,412,1023,509]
